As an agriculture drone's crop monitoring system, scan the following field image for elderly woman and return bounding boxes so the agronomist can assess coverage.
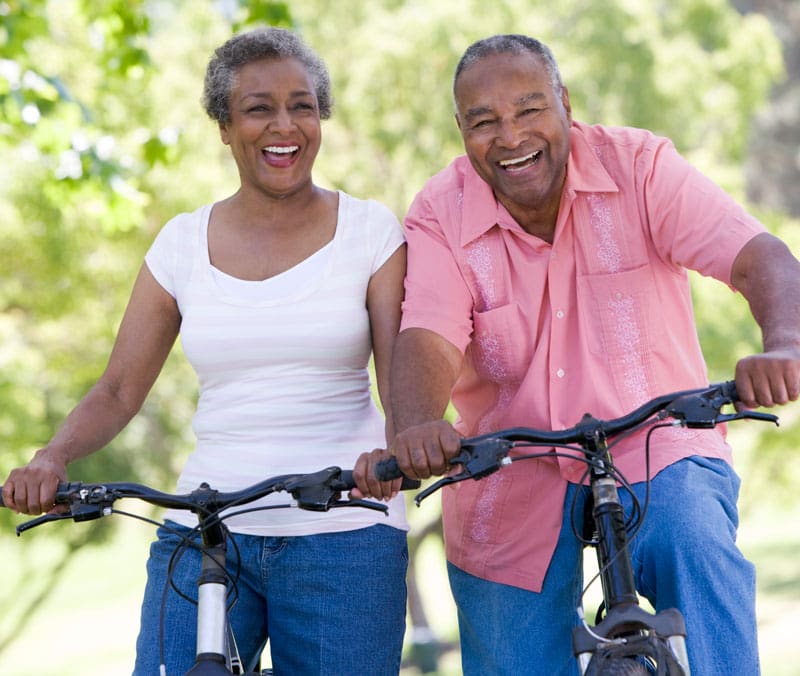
[2,27,408,674]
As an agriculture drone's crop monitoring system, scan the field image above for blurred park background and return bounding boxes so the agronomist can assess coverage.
[1,0,799,673]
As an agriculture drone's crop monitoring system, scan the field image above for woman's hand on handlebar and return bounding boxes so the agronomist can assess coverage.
[352,448,404,500]
[1,448,67,515]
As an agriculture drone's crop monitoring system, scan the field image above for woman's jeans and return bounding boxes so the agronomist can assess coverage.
[133,523,407,675]
[448,456,758,676]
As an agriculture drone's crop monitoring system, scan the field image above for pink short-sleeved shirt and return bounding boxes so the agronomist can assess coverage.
[400,121,765,592]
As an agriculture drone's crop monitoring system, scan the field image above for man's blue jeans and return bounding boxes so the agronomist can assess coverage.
[133,523,407,675]
[448,456,758,676]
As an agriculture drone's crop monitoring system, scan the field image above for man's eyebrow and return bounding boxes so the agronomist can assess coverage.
[515,91,547,106]
[463,92,547,121]
[463,105,494,121]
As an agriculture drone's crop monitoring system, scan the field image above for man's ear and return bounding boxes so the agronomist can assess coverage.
[561,86,572,123]
[454,112,463,132]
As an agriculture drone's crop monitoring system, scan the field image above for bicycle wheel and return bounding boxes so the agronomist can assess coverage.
[593,658,651,675]
[585,641,686,675]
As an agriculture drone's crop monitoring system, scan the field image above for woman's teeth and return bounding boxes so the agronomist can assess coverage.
[263,145,299,154]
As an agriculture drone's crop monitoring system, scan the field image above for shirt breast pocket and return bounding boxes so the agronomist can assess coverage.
[576,265,661,359]
[470,302,533,384]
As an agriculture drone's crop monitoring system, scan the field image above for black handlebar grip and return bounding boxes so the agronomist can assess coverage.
[375,457,404,481]
[337,467,420,491]
[374,459,421,490]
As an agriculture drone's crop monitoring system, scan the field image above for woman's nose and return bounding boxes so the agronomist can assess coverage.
[269,107,294,132]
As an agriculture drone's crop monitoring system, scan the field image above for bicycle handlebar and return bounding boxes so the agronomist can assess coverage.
[0,466,420,535]
[375,380,779,489]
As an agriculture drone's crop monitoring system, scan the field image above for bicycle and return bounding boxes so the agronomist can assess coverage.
[376,380,780,675]
[1,466,419,675]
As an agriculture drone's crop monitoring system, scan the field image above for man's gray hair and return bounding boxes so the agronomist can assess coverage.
[203,26,333,123]
[454,34,564,98]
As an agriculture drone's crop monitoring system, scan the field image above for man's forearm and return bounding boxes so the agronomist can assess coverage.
[732,233,800,350]
[390,328,462,432]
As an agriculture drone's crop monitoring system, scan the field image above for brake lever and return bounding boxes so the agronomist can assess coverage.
[328,498,389,514]
[414,438,514,506]
[715,410,779,426]
[668,393,780,428]
[413,474,466,506]
[15,502,108,536]
[15,513,71,535]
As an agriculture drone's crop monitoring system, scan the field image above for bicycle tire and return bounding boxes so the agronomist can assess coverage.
[590,658,651,676]
[583,633,686,676]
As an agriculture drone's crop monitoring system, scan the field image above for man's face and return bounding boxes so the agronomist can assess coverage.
[455,51,572,223]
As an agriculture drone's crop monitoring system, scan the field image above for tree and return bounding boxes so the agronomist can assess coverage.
[0,0,290,655]
[0,1,795,671]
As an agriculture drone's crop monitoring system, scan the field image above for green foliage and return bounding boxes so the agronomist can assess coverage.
[229,0,292,31]
[0,0,797,663]
[288,0,783,215]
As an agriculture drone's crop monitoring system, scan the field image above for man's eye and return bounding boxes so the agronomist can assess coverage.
[472,119,493,129]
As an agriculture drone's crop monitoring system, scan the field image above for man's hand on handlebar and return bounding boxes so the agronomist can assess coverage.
[735,347,800,410]
[352,420,462,499]
[390,420,461,479]
[391,420,462,480]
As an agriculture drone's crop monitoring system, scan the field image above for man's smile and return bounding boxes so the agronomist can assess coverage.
[497,150,542,172]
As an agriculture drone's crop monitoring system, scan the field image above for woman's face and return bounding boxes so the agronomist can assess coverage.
[220,56,321,200]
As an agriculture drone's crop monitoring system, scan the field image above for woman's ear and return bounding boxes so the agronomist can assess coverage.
[219,121,231,146]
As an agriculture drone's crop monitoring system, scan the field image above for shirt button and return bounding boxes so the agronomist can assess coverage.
[556,368,565,378]
[556,310,565,319]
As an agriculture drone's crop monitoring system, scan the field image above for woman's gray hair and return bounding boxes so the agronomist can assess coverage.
[453,34,564,97]
[203,27,333,123]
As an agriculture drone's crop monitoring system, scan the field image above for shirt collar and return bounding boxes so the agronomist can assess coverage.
[459,122,619,248]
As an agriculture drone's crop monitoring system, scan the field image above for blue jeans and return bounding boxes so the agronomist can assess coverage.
[448,456,758,676]
[133,523,408,676]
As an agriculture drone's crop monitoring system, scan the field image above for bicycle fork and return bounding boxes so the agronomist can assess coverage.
[572,436,691,674]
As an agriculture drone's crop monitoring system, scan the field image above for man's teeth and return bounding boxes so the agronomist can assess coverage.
[263,145,299,154]
[499,150,542,167]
